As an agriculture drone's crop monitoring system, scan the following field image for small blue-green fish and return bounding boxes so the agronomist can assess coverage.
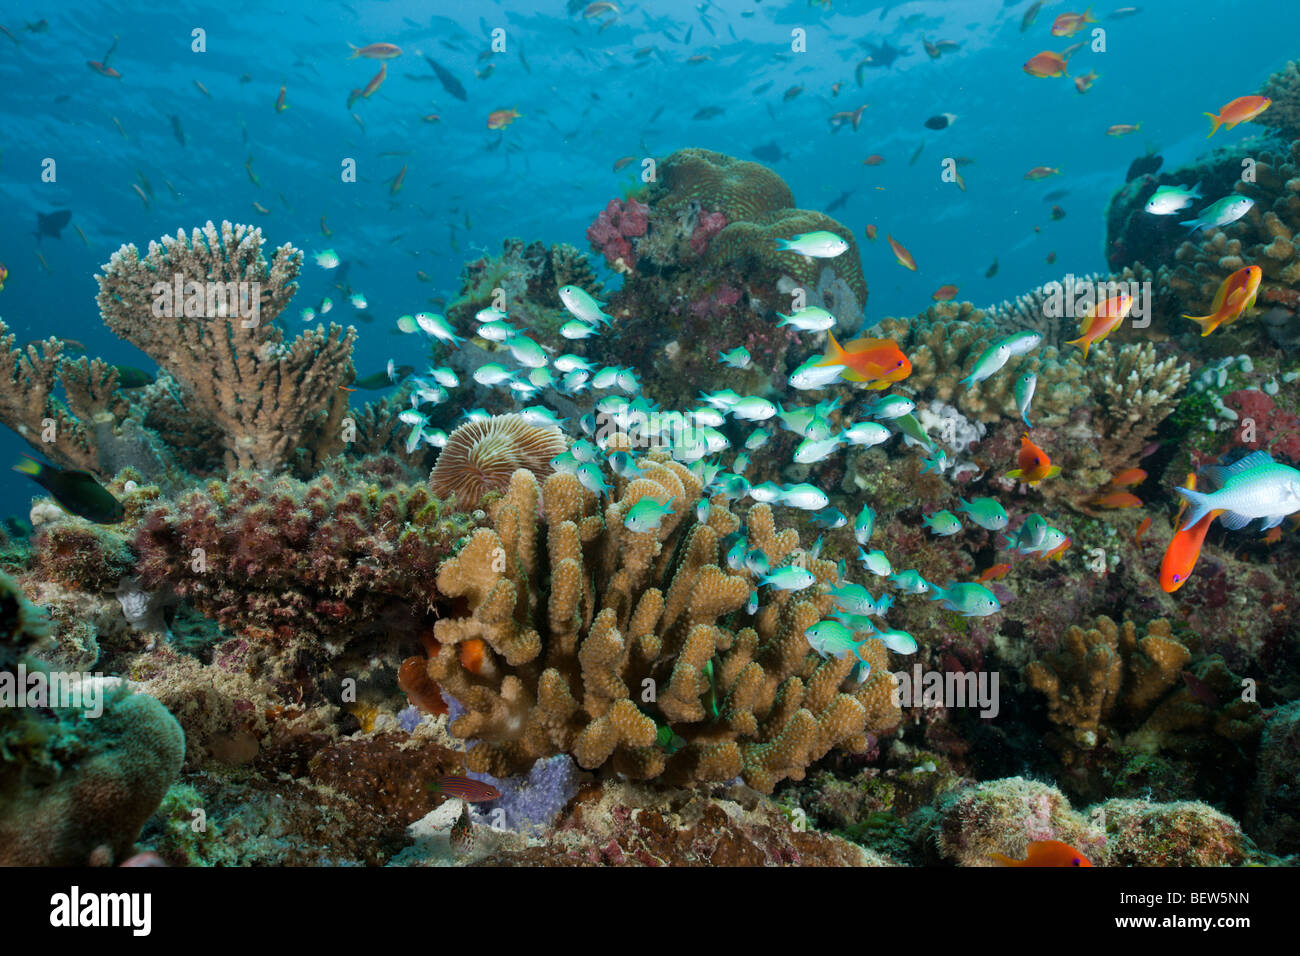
[697,498,711,523]
[745,428,772,451]
[405,423,425,454]
[691,460,723,489]
[854,504,876,545]
[789,361,846,390]
[957,497,1008,532]
[960,340,1013,388]
[608,451,645,479]
[554,355,594,373]
[812,507,847,529]
[473,363,516,387]
[562,371,590,392]
[857,547,892,577]
[874,627,918,655]
[624,496,675,533]
[396,313,419,334]
[1010,524,1069,558]
[314,248,340,269]
[1177,450,1300,530]
[550,451,580,474]
[691,407,726,428]
[560,320,598,339]
[868,395,915,419]
[316,296,334,315]
[478,320,514,342]
[1144,182,1201,216]
[717,473,751,499]
[744,548,770,576]
[892,412,935,451]
[733,452,751,474]
[1180,195,1254,234]
[577,462,612,496]
[831,582,884,617]
[570,438,599,463]
[528,367,555,389]
[921,449,949,475]
[746,589,759,615]
[930,581,1002,617]
[809,535,825,560]
[416,312,464,346]
[349,293,368,310]
[794,433,842,464]
[776,306,836,331]
[780,483,829,511]
[761,565,817,591]
[730,396,777,422]
[458,408,492,423]
[750,481,784,503]
[802,416,834,442]
[398,409,428,426]
[506,334,547,368]
[888,570,930,594]
[844,421,891,447]
[804,620,865,659]
[1010,513,1048,550]
[700,389,743,410]
[558,285,612,325]
[719,346,752,369]
[429,366,459,388]
[519,406,564,428]
[999,330,1044,357]
[616,369,641,393]
[591,367,621,390]
[923,510,962,536]
[774,231,849,258]
[300,307,317,322]
[1015,372,1037,427]
[424,429,448,448]
[726,536,749,571]
[475,307,509,323]
[414,385,449,406]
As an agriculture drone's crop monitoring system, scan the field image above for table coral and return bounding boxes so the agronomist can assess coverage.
[420,462,902,793]
[95,220,356,472]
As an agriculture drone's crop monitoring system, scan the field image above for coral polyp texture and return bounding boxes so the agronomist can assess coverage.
[428,414,568,509]
[420,464,901,792]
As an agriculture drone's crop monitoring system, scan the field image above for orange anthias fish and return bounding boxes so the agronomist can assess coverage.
[1160,509,1218,593]
[389,164,407,195]
[1204,95,1271,137]
[1005,434,1061,485]
[1024,51,1069,78]
[1182,265,1261,336]
[488,107,522,130]
[887,234,917,271]
[864,224,878,241]
[932,285,958,302]
[361,63,387,99]
[991,840,1093,867]
[1134,515,1152,548]
[1109,467,1147,488]
[1051,9,1098,37]
[1090,491,1143,509]
[1066,291,1133,359]
[976,562,1012,583]
[819,332,911,389]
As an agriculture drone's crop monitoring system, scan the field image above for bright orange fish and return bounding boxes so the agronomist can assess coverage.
[1066,291,1133,359]
[1109,468,1147,488]
[991,840,1093,867]
[488,107,522,130]
[887,234,916,271]
[864,224,878,241]
[1005,434,1061,485]
[1051,9,1097,37]
[1024,51,1069,78]
[1160,510,1218,593]
[459,638,486,674]
[820,332,911,389]
[1091,491,1142,509]
[976,562,1012,583]
[932,284,958,301]
[1025,166,1061,180]
[1134,515,1152,548]
[1204,95,1271,137]
[1182,265,1261,336]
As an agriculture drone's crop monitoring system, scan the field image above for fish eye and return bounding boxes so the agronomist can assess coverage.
[1172,574,1182,582]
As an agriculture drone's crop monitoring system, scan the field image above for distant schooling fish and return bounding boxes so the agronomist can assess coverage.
[349,42,402,59]
[13,456,124,523]
[886,234,917,270]
[275,85,289,112]
[930,581,1001,617]
[488,107,522,130]
[1203,95,1271,137]
[1023,51,1069,78]
[1051,9,1097,36]
[1182,265,1260,336]
[1066,290,1133,358]
[819,333,911,389]
[991,840,1092,867]
[1005,434,1060,485]
[1106,123,1141,136]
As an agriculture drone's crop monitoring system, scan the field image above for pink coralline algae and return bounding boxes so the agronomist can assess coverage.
[687,283,742,320]
[690,210,728,254]
[587,198,649,269]
[1223,389,1300,464]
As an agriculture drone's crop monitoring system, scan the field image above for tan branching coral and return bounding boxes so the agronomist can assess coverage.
[875,302,1088,425]
[429,414,568,508]
[94,221,356,472]
[0,321,103,471]
[1025,615,1189,758]
[1084,341,1190,462]
[422,461,902,792]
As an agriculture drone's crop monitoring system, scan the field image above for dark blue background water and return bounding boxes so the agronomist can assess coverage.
[2,0,1295,514]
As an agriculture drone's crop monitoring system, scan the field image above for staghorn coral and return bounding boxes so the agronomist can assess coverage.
[95,220,356,472]
[420,461,902,793]
[1083,340,1190,464]
[428,414,568,509]
[0,321,102,472]
[875,302,1089,425]
[132,459,477,647]
[1024,615,1190,758]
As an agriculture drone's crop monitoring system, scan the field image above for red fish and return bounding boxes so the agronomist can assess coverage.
[1005,434,1060,485]
[976,562,1012,583]
[459,638,486,675]
[1051,9,1097,37]
[991,840,1093,867]
[1091,491,1142,509]
[1066,291,1133,359]
[1160,510,1216,593]
[932,284,959,302]
[863,154,885,166]
[819,333,911,389]
[389,164,407,195]
[1109,468,1147,488]
[1024,51,1069,78]
[887,234,917,271]
[361,63,386,99]
[430,775,501,803]
[1073,69,1100,94]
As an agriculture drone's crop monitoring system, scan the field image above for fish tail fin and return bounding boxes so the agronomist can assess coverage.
[1004,468,1024,480]
[1065,335,1090,359]
[1182,312,1218,336]
[823,330,846,365]
[347,43,360,58]
[1190,180,1203,199]
[1085,6,1097,21]
[13,455,42,478]
[1176,486,1214,530]
[1045,465,1061,480]
[1203,112,1222,137]
[774,238,792,251]
[1180,217,1205,234]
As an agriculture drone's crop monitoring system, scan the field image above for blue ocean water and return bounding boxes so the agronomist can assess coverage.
[0,0,1295,509]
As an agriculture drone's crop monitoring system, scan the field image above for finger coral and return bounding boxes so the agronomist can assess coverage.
[95,221,356,472]
[419,460,902,793]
